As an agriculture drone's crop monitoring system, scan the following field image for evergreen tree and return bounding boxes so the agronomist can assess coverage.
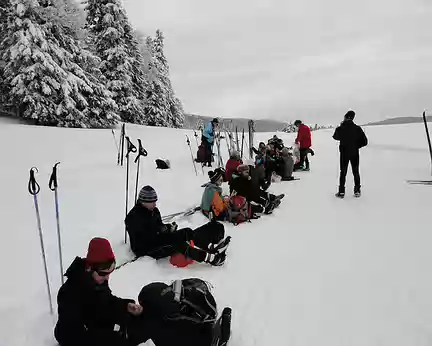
[1,0,118,127]
[145,30,184,128]
[85,0,145,124]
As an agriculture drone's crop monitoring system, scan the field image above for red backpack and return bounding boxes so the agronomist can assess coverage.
[196,144,206,163]
[227,195,251,225]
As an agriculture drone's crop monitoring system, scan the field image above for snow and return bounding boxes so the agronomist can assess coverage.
[1,120,432,346]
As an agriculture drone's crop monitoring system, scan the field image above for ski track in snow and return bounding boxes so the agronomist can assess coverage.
[1,120,432,346]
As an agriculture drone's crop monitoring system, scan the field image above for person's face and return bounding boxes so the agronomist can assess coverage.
[141,201,157,210]
[91,262,115,285]
[216,176,223,186]
[240,170,249,178]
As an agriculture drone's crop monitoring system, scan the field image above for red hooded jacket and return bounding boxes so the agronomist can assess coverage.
[225,159,241,181]
[295,124,312,149]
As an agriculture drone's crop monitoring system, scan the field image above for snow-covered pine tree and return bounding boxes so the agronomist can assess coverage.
[85,0,145,124]
[143,35,170,126]
[146,29,185,128]
[1,0,118,127]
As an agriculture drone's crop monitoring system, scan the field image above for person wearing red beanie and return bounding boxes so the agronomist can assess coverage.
[54,237,148,346]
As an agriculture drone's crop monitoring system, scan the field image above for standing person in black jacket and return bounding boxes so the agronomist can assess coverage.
[54,238,147,346]
[125,185,230,266]
[333,110,368,198]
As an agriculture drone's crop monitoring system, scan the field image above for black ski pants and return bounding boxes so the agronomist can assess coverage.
[146,222,225,262]
[295,148,310,170]
[338,150,360,193]
[201,136,213,166]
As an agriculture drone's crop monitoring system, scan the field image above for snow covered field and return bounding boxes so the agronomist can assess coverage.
[1,119,432,346]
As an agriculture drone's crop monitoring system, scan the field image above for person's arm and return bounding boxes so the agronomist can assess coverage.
[357,126,368,148]
[332,126,341,141]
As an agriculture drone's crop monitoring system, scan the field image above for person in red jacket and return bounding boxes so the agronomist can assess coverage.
[225,150,242,181]
[294,120,312,171]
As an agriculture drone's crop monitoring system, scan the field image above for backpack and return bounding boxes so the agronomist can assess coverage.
[227,195,251,225]
[196,144,206,163]
[161,278,217,324]
[155,159,170,170]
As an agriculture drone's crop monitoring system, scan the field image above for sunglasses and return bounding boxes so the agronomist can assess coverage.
[95,268,114,277]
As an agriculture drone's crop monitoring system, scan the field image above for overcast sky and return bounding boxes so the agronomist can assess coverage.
[121,0,432,124]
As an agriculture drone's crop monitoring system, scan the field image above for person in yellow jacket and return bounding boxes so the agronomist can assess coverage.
[201,168,229,220]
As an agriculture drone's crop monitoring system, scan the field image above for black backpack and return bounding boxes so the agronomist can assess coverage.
[139,278,217,325]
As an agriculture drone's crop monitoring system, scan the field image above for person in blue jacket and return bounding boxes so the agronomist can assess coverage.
[201,118,219,167]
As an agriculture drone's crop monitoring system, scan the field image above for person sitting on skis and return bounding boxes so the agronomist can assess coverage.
[229,165,284,215]
[201,168,230,221]
[125,186,230,266]
[54,237,148,346]
[202,118,219,167]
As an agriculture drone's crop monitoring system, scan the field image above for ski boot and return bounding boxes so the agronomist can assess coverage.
[335,192,345,199]
[354,187,361,198]
[211,307,232,346]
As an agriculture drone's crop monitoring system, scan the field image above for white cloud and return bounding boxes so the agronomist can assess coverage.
[122,0,432,123]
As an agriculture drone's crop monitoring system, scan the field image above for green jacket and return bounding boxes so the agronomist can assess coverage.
[201,182,222,212]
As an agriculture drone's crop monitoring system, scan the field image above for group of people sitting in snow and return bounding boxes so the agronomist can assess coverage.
[52,118,314,346]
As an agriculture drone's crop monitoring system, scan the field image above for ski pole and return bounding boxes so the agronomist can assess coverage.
[422,110,432,176]
[186,135,198,176]
[134,139,148,204]
[28,167,53,315]
[112,130,120,165]
[120,123,126,166]
[125,136,137,244]
[194,130,199,147]
[48,162,64,285]
[241,128,245,160]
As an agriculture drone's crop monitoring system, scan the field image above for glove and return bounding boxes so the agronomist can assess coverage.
[171,222,178,232]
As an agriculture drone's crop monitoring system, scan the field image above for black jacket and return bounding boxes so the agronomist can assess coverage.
[125,205,173,257]
[333,120,368,154]
[54,257,133,346]
[229,166,263,203]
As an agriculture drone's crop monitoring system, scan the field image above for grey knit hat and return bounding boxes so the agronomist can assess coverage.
[138,185,158,203]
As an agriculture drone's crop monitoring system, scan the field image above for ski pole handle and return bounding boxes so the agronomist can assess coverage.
[125,136,137,158]
[134,139,148,163]
[49,162,61,191]
[28,167,41,195]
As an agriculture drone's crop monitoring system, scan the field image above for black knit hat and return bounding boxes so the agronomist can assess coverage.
[294,120,302,126]
[212,118,219,124]
[344,110,355,120]
[208,168,224,183]
[138,185,158,203]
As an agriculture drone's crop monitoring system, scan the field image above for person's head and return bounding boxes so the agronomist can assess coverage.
[85,237,116,285]
[344,110,355,121]
[208,168,224,186]
[138,185,158,210]
[258,142,266,151]
[294,120,302,127]
[230,150,241,161]
[237,164,250,178]
[211,118,219,128]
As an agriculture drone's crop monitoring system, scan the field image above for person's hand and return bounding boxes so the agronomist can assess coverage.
[171,222,178,231]
[223,196,230,203]
[127,303,143,316]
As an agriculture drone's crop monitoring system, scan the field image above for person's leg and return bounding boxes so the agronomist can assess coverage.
[351,151,361,193]
[338,152,350,194]
[303,149,310,170]
[192,222,225,250]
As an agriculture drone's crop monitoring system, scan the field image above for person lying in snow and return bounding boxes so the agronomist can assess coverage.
[54,237,147,346]
[229,164,284,215]
[201,168,230,221]
[125,185,230,266]
[225,150,242,182]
